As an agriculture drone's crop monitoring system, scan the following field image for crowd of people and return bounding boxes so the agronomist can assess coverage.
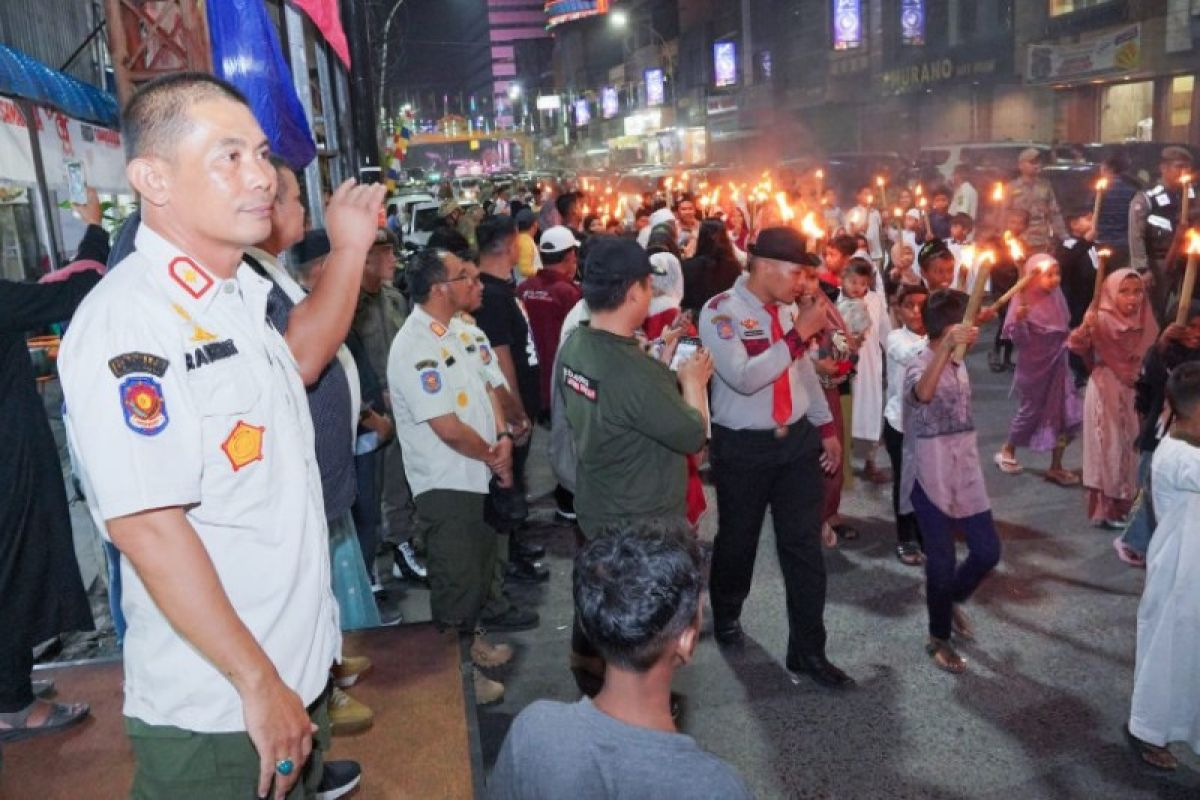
[2,68,1199,797]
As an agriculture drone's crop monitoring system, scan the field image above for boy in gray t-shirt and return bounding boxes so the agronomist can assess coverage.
[487,519,752,800]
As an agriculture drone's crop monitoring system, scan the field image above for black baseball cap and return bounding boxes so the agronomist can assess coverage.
[917,237,953,269]
[290,229,331,266]
[582,236,665,288]
[748,226,821,267]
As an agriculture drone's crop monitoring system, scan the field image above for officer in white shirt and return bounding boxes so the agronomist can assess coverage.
[57,73,384,800]
[386,247,516,705]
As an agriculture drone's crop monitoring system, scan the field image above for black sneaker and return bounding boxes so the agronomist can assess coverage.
[315,760,361,800]
[392,540,428,586]
[511,538,546,561]
[505,558,550,584]
[554,485,577,522]
[480,606,540,632]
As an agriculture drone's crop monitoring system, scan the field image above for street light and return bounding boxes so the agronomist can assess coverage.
[610,8,629,29]
[508,83,522,101]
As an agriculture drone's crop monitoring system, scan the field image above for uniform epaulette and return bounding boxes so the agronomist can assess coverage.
[707,292,731,311]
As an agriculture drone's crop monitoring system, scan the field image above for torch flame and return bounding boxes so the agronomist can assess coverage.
[1095,177,1109,192]
[876,175,886,187]
[1187,229,1200,256]
[992,182,1004,202]
[1007,235,1024,262]
[915,185,924,197]
[800,211,824,238]
[893,207,903,218]
[961,245,976,268]
[774,192,795,222]
[1182,173,1194,186]
[1097,247,1113,259]
[815,169,825,180]
[918,197,928,209]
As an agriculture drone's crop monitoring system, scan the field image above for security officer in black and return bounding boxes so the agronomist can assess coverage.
[698,227,853,689]
[1130,146,1196,323]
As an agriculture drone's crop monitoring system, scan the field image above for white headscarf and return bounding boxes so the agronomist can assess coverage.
[649,252,684,304]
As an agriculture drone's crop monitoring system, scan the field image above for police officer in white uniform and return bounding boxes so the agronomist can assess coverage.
[386,247,516,705]
[699,226,854,690]
[58,73,385,800]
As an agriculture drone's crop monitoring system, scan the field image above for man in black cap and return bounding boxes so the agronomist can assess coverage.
[1130,145,1196,323]
[557,236,713,675]
[699,226,853,689]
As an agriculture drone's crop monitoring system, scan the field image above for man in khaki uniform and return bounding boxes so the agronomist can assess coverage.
[1004,148,1066,255]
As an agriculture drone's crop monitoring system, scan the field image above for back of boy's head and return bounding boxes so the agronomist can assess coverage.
[896,283,929,306]
[1167,362,1200,420]
[573,518,706,673]
[846,258,875,282]
[923,289,968,340]
[829,234,857,258]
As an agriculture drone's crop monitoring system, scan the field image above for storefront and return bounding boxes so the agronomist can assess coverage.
[0,44,127,280]
[1029,20,1198,147]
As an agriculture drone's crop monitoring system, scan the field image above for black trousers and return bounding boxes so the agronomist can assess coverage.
[709,420,827,661]
[0,636,34,711]
[883,421,922,546]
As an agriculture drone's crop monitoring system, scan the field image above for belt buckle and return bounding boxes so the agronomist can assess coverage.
[773,425,788,439]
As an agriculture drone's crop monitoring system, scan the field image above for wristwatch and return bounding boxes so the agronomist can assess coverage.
[497,431,514,441]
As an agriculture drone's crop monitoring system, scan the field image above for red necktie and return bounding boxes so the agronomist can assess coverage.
[764,304,792,426]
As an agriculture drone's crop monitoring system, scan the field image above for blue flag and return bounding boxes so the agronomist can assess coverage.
[207,0,316,171]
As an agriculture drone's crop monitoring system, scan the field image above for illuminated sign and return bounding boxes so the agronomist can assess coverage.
[832,0,862,50]
[574,98,591,126]
[545,0,610,28]
[601,87,619,119]
[714,41,737,87]
[536,95,562,111]
[901,0,924,46]
[645,68,665,106]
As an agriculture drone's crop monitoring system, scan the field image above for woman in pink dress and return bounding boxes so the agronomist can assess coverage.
[1068,269,1159,528]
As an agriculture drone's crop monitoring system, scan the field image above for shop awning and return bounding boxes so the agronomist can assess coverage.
[0,44,118,129]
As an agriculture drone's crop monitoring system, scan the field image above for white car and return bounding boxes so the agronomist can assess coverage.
[403,201,442,248]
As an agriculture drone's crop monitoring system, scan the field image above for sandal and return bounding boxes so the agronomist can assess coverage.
[1123,724,1178,771]
[895,542,924,567]
[993,451,1023,475]
[1044,469,1081,487]
[1112,537,1146,567]
[0,699,90,743]
[951,605,976,642]
[821,523,839,549]
[926,638,966,674]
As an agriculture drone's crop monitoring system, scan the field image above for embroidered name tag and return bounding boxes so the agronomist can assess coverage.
[563,367,598,401]
[185,339,239,371]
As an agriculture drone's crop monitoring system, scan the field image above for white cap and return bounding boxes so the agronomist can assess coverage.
[539,225,581,254]
[649,208,676,229]
[905,208,922,220]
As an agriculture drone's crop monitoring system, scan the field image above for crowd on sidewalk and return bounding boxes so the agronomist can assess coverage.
[2,70,1199,797]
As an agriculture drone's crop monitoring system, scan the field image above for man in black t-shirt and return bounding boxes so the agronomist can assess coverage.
[473,216,549,585]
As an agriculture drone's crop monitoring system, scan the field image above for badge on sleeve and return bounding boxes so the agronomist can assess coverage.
[479,344,493,365]
[119,376,169,436]
[741,318,759,331]
[430,321,448,337]
[420,369,443,394]
[221,421,265,471]
[712,315,735,341]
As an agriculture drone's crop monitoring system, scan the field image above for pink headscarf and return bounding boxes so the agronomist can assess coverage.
[1094,268,1158,385]
[1004,252,1069,335]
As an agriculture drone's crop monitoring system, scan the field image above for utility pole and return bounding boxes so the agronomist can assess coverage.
[340,0,381,183]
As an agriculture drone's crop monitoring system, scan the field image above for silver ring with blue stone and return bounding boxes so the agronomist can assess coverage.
[275,758,295,776]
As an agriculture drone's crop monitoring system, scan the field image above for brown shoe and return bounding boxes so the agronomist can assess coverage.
[863,462,892,484]
[472,667,505,705]
[471,634,514,668]
[951,605,976,642]
[926,637,966,674]
[329,686,373,736]
[331,655,372,688]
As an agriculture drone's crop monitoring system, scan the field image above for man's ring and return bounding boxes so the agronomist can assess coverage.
[275,759,295,776]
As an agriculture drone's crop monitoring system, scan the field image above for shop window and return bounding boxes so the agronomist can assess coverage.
[1049,0,1113,16]
[1167,75,1194,142]
[1100,80,1154,142]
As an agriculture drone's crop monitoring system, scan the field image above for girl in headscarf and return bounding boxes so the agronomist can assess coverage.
[1068,269,1160,528]
[994,254,1083,485]
[643,252,688,340]
[725,204,750,251]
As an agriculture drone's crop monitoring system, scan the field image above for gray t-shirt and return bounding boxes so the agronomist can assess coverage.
[487,698,752,800]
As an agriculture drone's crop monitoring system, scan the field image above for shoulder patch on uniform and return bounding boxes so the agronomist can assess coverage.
[711,314,735,340]
[562,366,597,401]
[420,369,443,394]
[119,376,168,436]
[479,344,493,365]
[414,359,438,370]
[109,352,169,379]
[707,292,731,311]
[741,318,759,330]
[167,256,214,300]
[430,321,448,337]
